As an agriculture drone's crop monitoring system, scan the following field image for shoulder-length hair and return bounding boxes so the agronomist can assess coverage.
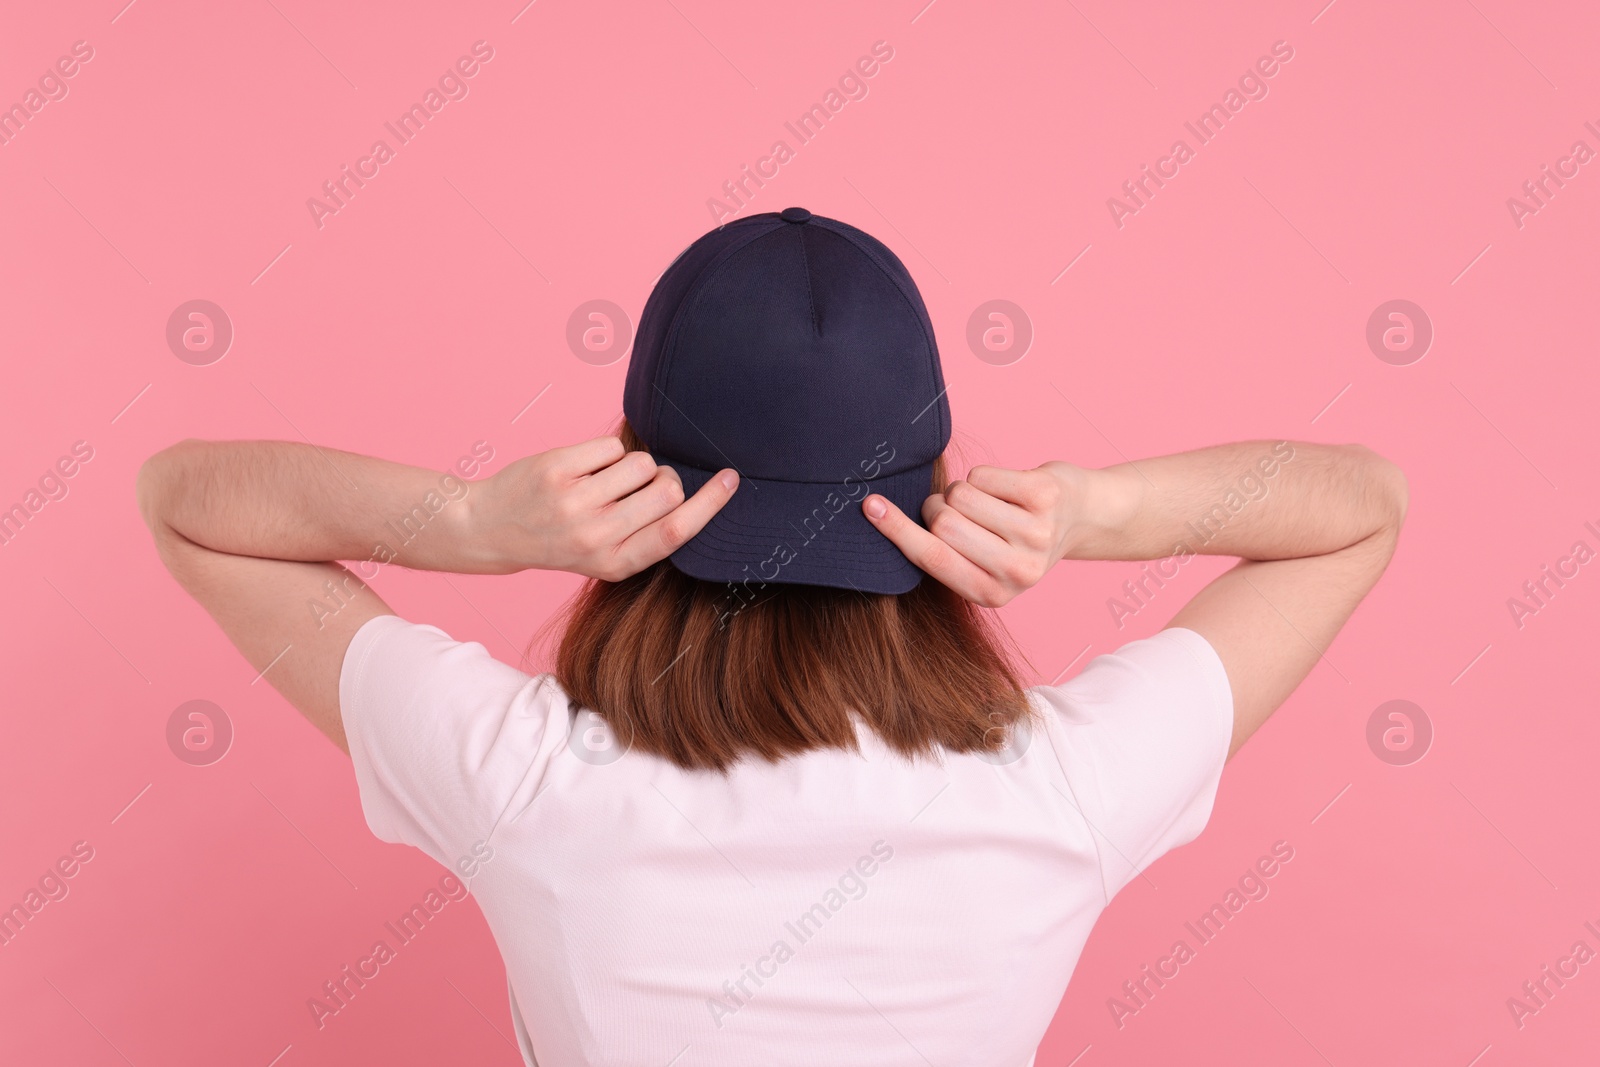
[550,421,1034,772]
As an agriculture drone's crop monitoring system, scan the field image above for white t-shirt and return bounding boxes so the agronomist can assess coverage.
[340,614,1232,1067]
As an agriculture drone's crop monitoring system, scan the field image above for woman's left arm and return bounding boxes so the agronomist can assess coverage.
[137,436,737,752]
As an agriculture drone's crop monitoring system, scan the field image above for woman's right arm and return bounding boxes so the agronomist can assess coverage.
[863,440,1408,760]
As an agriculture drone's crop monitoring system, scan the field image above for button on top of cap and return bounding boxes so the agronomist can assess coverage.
[780,206,812,223]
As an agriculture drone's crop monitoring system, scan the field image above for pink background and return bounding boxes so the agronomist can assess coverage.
[3,0,1597,1063]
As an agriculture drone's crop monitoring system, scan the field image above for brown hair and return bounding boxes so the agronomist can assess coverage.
[551,421,1034,772]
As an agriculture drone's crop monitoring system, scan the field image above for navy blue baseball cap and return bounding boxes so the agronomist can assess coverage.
[623,206,950,595]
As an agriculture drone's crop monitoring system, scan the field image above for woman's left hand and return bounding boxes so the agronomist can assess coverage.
[468,436,739,579]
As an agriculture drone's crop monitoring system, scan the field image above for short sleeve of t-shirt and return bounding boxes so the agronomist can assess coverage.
[338,614,567,872]
[1034,626,1234,903]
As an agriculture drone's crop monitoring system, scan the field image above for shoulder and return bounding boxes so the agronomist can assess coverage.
[340,614,578,778]
[1029,627,1231,728]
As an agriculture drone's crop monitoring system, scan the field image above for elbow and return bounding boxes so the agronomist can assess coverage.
[1390,463,1410,530]
[136,439,201,533]
[135,453,167,533]
[1377,456,1409,533]
[1354,445,1409,541]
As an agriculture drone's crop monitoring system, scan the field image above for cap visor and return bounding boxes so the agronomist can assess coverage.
[657,458,935,595]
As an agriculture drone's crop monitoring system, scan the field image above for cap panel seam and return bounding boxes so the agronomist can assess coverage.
[648,214,948,481]
[794,224,820,333]
[808,218,947,448]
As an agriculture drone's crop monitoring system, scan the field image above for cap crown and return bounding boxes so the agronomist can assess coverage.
[624,211,949,482]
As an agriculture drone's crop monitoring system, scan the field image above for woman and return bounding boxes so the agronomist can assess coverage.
[139,209,1406,1065]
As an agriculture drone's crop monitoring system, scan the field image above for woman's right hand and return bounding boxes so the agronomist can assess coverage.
[466,436,738,580]
[862,461,1094,607]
